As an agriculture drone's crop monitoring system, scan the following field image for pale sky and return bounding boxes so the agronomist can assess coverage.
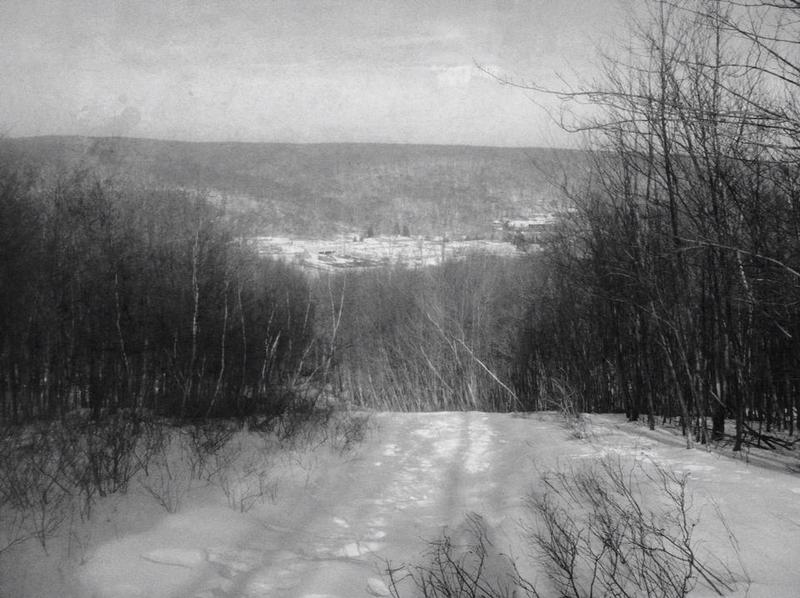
[0,1,623,147]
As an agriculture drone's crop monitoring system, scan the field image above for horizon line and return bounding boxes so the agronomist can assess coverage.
[4,133,580,152]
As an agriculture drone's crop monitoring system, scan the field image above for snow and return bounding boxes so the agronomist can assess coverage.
[1,411,799,597]
[141,548,208,568]
[366,577,391,596]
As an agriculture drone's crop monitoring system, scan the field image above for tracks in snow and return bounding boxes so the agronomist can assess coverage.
[183,412,502,598]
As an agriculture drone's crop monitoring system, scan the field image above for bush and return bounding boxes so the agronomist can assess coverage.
[528,456,741,598]
[183,420,238,481]
[0,423,77,551]
[138,430,194,514]
[386,458,743,598]
[215,445,277,513]
[385,513,534,598]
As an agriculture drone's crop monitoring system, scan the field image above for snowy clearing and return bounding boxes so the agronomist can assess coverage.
[1,412,798,597]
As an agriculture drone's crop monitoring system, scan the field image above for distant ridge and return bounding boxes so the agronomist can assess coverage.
[0,136,588,237]
[5,134,572,151]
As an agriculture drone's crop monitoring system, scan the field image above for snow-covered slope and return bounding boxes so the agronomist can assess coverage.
[3,412,799,597]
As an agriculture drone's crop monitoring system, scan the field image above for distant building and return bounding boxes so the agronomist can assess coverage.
[499,213,560,245]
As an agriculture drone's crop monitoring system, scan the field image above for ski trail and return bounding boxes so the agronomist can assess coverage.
[71,412,800,598]
[186,412,506,598]
[78,413,601,598]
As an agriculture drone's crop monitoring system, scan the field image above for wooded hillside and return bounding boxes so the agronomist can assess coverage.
[0,137,583,237]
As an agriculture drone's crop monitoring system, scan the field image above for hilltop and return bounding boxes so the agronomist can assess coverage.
[0,136,587,237]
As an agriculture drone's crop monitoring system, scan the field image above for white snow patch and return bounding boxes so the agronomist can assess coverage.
[464,415,493,473]
[366,577,391,596]
[244,578,276,594]
[207,547,262,572]
[141,547,207,568]
[412,427,437,439]
[333,517,350,528]
[103,583,145,598]
[682,464,715,472]
[369,516,387,527]
[195,575,235,597]
[334,541,385,558]
[434,438,459,459]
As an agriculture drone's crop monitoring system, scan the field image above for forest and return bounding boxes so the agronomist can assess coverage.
[513,0,800,450]
[0,136,580,238]
[1,0,800,453]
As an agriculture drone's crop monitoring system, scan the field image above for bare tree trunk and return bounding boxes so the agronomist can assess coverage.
[182,226,201,418]
[207,277,229,417]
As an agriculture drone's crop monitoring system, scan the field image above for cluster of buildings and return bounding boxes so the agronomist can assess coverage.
[248,235,519,273]
[247,212,566,273]
[493,212,563,244]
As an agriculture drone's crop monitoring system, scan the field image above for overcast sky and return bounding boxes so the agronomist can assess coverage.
[0,1,623,147]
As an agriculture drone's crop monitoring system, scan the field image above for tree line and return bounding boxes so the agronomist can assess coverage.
[0,169,315,422]
[515,0,800,448]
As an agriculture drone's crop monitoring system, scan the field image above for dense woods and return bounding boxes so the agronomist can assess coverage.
[0,171,315,421]
[317,256,533,411]
[516,0,800,448]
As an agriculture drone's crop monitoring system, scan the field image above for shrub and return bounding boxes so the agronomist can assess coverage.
[528,456,742,598]
[385,513,535,598]
[138,430,194,514]
[386,459,743,598]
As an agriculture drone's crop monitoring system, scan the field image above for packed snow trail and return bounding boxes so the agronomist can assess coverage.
[198,412,522,598]
[70,412,800,598]
[223,411,506,598]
